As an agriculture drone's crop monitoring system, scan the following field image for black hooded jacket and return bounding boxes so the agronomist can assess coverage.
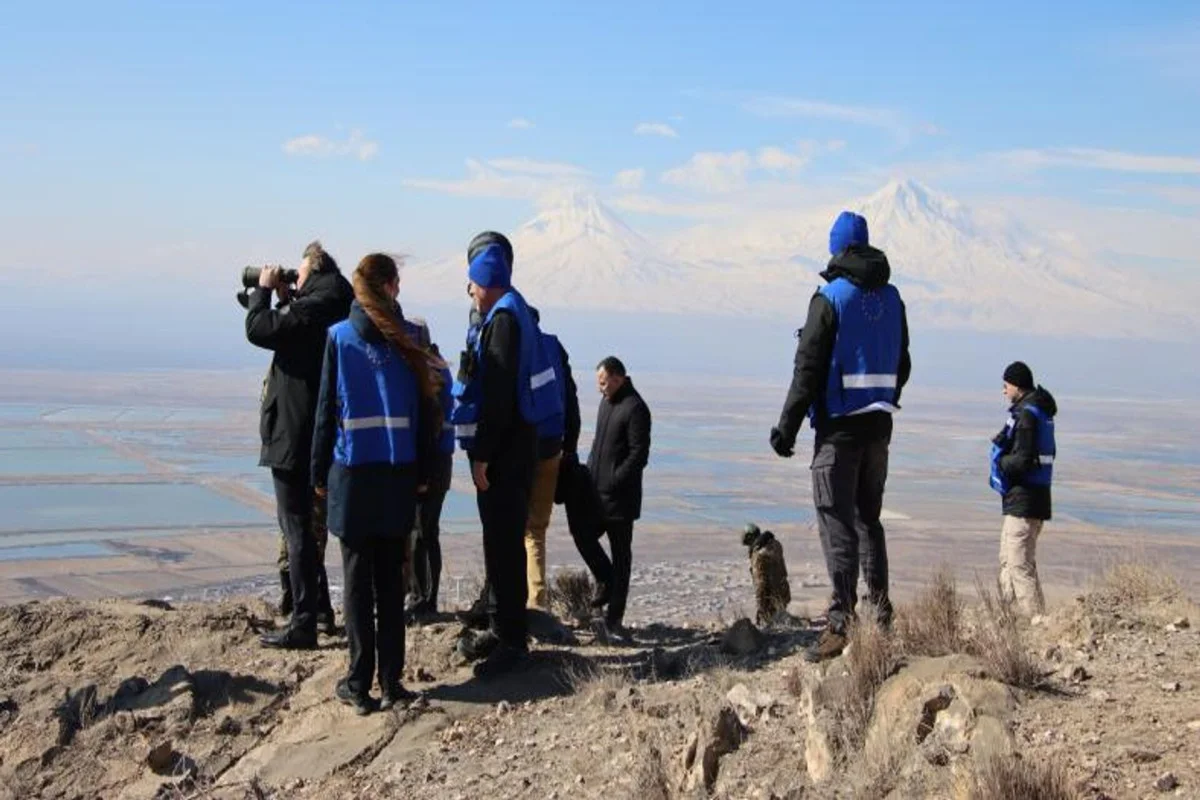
[775,245,912,446]
[994,386,1058,520]
[246,268,354,472]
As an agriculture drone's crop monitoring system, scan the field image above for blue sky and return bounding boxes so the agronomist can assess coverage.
[2,0,1199,277]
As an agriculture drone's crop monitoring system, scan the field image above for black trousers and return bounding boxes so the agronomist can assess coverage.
[271,468,318,634]
[476,455,534,648]
[573,520,634,627]
[340,536,407,695]
[810,435,893,634]
[412,485,448,608]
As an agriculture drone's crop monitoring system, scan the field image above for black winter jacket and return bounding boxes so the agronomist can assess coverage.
[775,245,912,447]
[994,386,1058,521]
[246,268,353,473]
[587,380,652,522]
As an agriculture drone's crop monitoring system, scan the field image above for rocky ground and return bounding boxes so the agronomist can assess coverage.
[0,563,1196,799]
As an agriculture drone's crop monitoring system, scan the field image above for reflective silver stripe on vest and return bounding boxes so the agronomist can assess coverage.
[343,416,410,432]
[842,373,898,390]
[456,424,478,437]
[1038,455,1055,465]
[530,367,557,391]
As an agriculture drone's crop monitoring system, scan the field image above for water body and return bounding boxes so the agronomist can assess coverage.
[0,382,1197,562]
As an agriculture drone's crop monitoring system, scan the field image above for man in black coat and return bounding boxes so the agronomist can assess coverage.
[770,212,911,663]
[246,240,353,649]
[584,356,652,634]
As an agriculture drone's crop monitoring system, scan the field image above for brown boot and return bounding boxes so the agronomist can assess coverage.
[804,629,847,663]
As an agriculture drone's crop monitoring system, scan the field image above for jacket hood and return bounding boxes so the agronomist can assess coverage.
[821,244,892,290]
[349,300,405,344]
[1016,386,1058,418]
[298,267,353,303]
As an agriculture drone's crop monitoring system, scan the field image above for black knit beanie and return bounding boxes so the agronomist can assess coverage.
[467,231,513,268]
[1003,361,1035,391]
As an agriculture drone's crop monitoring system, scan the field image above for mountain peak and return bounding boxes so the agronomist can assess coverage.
[523,188,643,245]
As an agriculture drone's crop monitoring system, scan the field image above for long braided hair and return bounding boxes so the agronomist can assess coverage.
[352,253,444,403]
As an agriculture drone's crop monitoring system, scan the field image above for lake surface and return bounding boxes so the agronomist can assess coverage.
[0,372,1196,562]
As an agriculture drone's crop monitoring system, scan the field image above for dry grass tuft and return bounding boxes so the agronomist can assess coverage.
[549,569,596,623]
[630,743,672,800]
[897,565,966,657]
[958,750,1076,800]
[1098,559,1182,606]
[840,609,899,751]
[967,577,1042,689]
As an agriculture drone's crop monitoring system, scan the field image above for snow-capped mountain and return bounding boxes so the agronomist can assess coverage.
[402,180,1196,339]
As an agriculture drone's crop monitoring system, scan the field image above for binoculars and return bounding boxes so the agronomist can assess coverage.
[242,266,299,287]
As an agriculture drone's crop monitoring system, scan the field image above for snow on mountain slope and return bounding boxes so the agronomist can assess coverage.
[401,180,1196,339]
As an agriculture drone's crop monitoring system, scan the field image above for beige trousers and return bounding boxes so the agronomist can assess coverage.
[999,515,1045,616]
[525,455,562,609]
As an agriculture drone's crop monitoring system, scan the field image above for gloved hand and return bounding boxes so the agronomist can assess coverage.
[769,427,794,458]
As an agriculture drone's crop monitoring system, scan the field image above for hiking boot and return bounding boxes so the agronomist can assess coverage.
[278,570,293,618]
[407,601,438,626]
[590,582,611,609]
[456,629,500,663]
[457,598,491,631]
[593,619,631,647]
[259,626,317,651]
[335,679,374,716]
[380,684,419,711]
[803,629,847,663]
[472,643,529,680]
[316,611,338,637]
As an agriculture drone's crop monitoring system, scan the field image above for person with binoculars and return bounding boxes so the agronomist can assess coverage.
[244,240,353,650]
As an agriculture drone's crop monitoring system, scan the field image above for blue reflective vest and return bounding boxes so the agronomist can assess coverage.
[329,320,419,467]
[535,332,566,442]
[989,404,1056,494]
[451,289,563,451]
[809,277,904,422]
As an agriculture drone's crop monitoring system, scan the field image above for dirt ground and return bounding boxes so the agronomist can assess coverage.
[0,565,1196,800]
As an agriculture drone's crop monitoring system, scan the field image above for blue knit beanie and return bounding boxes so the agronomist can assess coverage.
[829,211,869,255]
[467,243,512,289]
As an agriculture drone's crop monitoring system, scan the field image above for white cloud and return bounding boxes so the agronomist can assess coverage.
[997,147,1200,175]
[282,129,379,161]
[486,157,589,177]
[742,96,938,144]
[756,146,808,171]
[634,122,679,139]
[404,157,590,199]
[614,168,646,189]
[508,117,535,130]
[662,150,752,193]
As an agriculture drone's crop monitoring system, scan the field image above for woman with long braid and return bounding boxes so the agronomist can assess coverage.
[312,253,443,714]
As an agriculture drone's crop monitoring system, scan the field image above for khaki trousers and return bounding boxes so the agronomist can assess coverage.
[525,455,561,609]
[999,515,1045,616]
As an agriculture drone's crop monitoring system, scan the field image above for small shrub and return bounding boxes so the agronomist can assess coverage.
[840,609,899,751]
[630,743,671,800]
[549,569,596,623]
[1099,559,1181,606]
[897,565,965,657]
[968,577,1042,690]
[959,751,1075,800]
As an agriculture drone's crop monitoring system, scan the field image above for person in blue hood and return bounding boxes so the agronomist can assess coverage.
[990,361,1058,616]
[770,211,912,663]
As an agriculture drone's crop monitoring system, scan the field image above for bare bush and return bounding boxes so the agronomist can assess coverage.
[958,750,1076,800]
[549,569,596,623]
[897,565,965,657]
[968,577,1042,689]
[839,609,899,751]
[1098,559,1182,606]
